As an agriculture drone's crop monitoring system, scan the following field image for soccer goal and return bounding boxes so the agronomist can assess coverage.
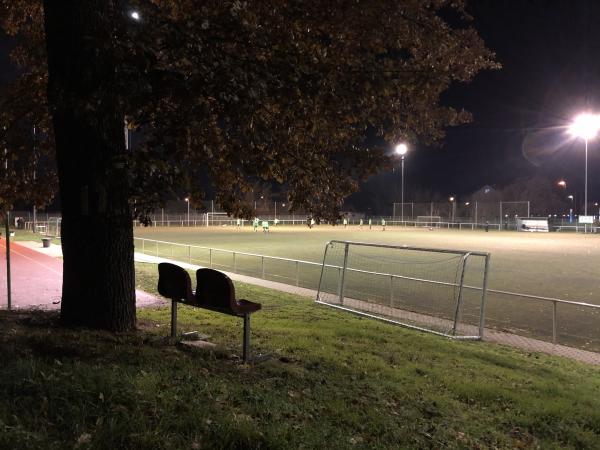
[316,240,490,339]
[205,212,230,227]
[47,217,62,237]
[416,216,442,228]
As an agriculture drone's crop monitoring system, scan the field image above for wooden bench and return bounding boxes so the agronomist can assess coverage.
[157,262,261,362]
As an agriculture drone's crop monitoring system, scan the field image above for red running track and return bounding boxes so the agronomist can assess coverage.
[0,239,162,310]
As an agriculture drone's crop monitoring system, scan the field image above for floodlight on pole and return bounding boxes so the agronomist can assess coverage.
[130,11,141,21]
[395,143,408,156]
[568,113,600,223]
[449,196,455,222]
[185,197,190,225]
[395,143,409,223]
[557,180,566,188]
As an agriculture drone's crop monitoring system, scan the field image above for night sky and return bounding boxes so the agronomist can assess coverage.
[2,1,600,208]
[403,0,600,201]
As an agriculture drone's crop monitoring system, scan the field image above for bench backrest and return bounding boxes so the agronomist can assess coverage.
[195,268,236,311]
[157,262,194,303]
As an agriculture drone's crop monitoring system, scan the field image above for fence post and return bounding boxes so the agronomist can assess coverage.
[552,300,557,344]
[499,202,503,229]
[209,249,213,268]
[188,245,191,264]
[233,252,237,273]
[296,261,300,286]
[156,241,158,257]
[142,239,145,253]
[261,256,265,279]
[389,275,394,307]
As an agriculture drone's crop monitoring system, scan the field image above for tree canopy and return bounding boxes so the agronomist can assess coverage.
[1,0,497,219]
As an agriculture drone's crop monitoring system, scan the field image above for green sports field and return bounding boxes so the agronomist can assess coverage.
[134,225,600,350]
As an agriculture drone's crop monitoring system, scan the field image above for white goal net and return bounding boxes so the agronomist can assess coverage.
[205,212,230,227]
[416,216,442,227]
[316,240,490,339]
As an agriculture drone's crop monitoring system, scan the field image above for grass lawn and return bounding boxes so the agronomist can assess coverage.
[0,262,598,449]
[134,226,600,351]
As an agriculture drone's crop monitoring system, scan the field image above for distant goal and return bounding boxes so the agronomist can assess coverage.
[316,240,490,339]
[416,216,442,228]
[205,212,230,227]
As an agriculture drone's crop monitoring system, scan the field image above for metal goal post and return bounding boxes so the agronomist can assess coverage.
[316,240,491,340]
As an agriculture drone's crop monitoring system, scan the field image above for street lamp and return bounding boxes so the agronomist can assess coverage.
[130,10,141,21]
[395,143,408,223]
[449,196,456,222]
[557,180,566,189]
[184,197,190,226]
[567,195,575,223]
[568,113,600,221]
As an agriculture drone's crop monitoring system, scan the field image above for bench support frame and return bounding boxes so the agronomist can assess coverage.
[169,300,254,363]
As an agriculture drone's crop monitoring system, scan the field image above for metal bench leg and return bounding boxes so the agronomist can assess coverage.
[243,313,250,362]
[171,299,178,338]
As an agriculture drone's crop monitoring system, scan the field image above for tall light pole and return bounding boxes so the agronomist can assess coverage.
[185,197,190,226]
[558,180,567,217]
[568,113,600,223]
[449,196,456,222]
[395,143,408,223]
[567,195,574,223]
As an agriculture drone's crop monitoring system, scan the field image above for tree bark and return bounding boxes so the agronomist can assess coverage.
[43,1,136,331]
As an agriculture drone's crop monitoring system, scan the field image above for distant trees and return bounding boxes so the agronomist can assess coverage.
[0,0,497,330]
[498,176,568,216]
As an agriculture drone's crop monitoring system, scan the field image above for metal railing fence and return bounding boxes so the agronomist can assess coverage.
[134,237,323,289]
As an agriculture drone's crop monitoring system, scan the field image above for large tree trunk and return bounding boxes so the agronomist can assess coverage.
[43,1,136,331]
